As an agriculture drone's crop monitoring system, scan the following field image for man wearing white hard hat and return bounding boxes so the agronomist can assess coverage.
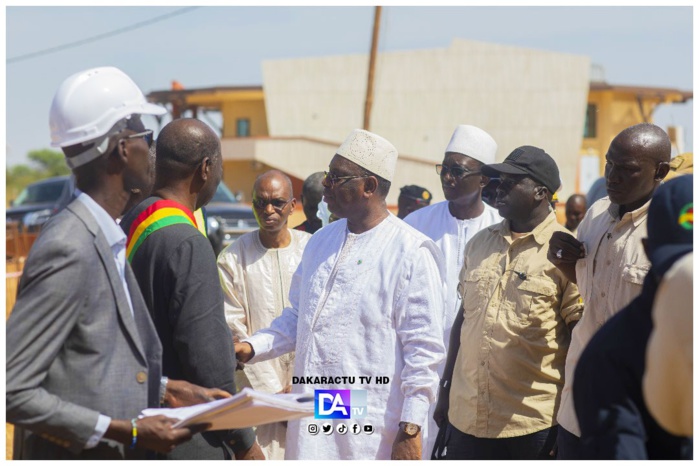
[404,124,502,458]
[235,129,446,460]
[7,67,224,459]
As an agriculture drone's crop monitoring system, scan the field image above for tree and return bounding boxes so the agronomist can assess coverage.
[6,149,70,206]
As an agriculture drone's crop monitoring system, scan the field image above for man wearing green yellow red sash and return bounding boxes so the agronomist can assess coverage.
[120,118,263,460]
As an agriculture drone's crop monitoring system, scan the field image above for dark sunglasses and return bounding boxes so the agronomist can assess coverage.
[252,197,293,211]
[436,164,481,179]
[123,130,154,148]
[323,171,371,188]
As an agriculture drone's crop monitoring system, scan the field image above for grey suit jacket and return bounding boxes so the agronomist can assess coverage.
[6,199,163,460]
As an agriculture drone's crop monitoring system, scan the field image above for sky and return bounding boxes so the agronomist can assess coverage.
[4,5,694,168]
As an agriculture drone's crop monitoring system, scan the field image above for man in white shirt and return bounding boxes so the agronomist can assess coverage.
[235,129,445,460]
[218,170,311,459]
[404,124,501,458]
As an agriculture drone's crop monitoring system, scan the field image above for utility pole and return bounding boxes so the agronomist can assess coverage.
[363,6,382,131]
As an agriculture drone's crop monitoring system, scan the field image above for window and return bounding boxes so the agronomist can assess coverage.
[583,104,597,139]
[236,118,250,137]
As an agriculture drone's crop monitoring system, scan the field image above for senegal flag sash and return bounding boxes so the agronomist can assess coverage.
[126,200,202,263]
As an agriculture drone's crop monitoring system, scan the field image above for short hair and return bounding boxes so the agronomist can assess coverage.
[155,119,220,180]
[253,169,294,198]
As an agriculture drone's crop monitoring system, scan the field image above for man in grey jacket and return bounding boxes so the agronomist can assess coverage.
[7,67,222,460]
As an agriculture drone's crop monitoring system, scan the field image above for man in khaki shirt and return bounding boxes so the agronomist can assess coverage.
[548,123,671,458]
[435,146,582,460]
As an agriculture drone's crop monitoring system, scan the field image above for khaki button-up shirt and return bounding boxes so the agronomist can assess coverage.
[449,212,583,438]
[557,197,650,436]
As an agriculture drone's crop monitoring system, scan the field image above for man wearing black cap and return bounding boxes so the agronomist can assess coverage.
[548,123,671,458]
[397,184,432,219]
[573,175,693,459]
[436,145,582,460]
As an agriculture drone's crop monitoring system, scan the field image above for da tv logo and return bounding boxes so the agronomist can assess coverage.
[314,390,367,419]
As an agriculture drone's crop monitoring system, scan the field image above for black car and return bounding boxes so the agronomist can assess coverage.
[204,182,257,255]
[7,175,75,231]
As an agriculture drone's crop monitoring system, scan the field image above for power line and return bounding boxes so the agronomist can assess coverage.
[7,6,200,65]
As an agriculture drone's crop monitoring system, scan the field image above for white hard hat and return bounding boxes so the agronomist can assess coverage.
[49,66,166,167]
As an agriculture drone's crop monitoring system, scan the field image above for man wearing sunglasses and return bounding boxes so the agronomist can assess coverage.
[235,129,445,460]
[403,124,502,458]
[7,67,226,459]
[217,170,311,460]
[120,118,262,460]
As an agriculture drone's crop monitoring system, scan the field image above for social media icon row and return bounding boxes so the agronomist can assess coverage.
[308,422,373,435]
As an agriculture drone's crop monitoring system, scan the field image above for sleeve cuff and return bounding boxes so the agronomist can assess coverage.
[84,414,111,449]
[244,334,270,364]
[400,396,430,427]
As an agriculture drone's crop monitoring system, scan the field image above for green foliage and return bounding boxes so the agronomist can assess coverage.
[6,149,70,206]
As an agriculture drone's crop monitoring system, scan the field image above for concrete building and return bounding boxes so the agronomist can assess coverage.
[148,39,691,204]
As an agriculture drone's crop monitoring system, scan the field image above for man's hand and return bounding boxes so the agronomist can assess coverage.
[548,231,585,283]
[235,342,254,364]
[234,441,266,460]
[105,416,207,454]
[276,384,292,394]
[391,430,421,460]
[164,379,231,408]
[433,387,449,429]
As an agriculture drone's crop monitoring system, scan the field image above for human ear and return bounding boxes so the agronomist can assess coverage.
[655,161,670,181]
[364,176,379,196]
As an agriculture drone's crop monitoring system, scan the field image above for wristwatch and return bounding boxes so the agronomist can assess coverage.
[399,421,421,436]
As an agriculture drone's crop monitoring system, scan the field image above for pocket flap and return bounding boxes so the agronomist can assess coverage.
[516,276,557,296]
[621,264,649,285]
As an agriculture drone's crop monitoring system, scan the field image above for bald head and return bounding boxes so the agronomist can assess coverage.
[605,123,671,212]
[565,194,587,231]
[253,170,293,199]
[156,118,221,180]
[612,123,671,164]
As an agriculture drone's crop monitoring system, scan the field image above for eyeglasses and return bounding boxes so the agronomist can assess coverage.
[123,130,154,148]
[323,171,371,188]
[436,164,481,179]
[252,197,293,212]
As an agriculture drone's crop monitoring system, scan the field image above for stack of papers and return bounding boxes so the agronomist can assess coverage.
[140,387,315,431]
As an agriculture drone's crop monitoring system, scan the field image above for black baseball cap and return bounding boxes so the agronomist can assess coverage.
[399,185,432,204]
[481,145,560,193]
[646,174,693,277]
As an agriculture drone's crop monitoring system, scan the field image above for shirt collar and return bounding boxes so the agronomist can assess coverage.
[607,198,651,227]
[490,211,557,246]
[74,189,126,248]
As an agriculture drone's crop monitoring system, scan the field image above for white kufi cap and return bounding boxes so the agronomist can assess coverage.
[336,129,398,182]
[445,125,497,165]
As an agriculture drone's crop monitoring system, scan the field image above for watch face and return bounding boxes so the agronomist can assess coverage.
[401,422,419,436]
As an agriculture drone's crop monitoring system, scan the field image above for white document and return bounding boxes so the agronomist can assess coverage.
[139,387,315,431]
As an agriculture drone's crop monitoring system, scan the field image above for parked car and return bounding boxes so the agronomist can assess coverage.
[7,175,75,232]
[205,182,257,255]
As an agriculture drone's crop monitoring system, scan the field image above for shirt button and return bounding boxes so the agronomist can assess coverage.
[601,291,606,297]
[481,361,486,366]
[136,371,147,383]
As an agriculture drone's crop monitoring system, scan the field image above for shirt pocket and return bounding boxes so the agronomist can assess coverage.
[514,276,558,329]
[621,263,647,286]
[459,268,499,320]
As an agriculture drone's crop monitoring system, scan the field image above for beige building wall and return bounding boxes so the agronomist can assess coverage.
[262,39,590,201]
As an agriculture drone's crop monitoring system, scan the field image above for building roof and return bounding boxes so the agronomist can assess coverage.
[146,86,264,108]
[589,81,693,103]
